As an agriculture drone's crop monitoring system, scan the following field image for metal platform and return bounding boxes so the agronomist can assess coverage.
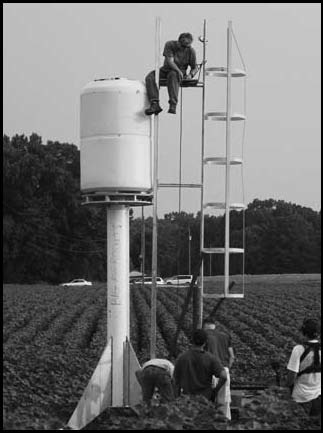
[203,293,244,299]
[205,112,246,121]
[159,78,203,88]
[204,157,243,165]
[158,182,202,189]
[206,66,247,77]
[81,191,153,206]
[203,202,246,210]
[202,247,244,254]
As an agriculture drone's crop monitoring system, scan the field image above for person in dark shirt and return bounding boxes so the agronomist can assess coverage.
[203,317,235,419]
[145,32,198,115]
[173,329,227,401]
[203,318,235,368]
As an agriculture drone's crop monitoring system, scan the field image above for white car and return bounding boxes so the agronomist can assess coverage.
[61,279,92,287]
[135,277,165,286]
[164,275,193,286]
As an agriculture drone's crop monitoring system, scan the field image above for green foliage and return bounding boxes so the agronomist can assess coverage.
[83,389,321,430]
[3,134,321,283]
[85,395,229,430]
[244,200,321,274]
[3,134,106,283]
[3,280,321,430]
[237,386,320,430]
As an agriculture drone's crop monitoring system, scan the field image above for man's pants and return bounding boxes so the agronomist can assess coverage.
[212,367,231,420]
[145,69,180,106]
[135,365,175,402]
[300,395,321,417]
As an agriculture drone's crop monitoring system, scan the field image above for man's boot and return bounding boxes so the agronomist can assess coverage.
[168,103,177,114]
[145,100,163,116]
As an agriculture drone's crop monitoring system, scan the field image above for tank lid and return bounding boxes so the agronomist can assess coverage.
[81,77,146,94]
[93,77,127,81]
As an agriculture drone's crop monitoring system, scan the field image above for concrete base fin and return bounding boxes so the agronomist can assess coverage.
[67,339,141,430]
[124,338,142,405]
[67,341,112,430]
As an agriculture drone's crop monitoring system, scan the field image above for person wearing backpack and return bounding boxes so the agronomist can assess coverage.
[286,318,321,417]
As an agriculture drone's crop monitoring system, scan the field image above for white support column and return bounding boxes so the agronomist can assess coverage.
[224,21,233,297]
[67,204,140,429]
[107,205,130,406]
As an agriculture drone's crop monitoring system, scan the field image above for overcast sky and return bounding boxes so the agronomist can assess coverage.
[3,3,321,217]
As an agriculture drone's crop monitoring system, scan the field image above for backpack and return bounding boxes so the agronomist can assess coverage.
[297,341,321,377]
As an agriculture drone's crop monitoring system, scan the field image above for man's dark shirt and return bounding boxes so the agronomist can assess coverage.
[205,329,232,368]
[174,348,223,398]
[161,40,197,74]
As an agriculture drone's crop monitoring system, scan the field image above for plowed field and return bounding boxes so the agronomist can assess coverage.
[3,274,321,430]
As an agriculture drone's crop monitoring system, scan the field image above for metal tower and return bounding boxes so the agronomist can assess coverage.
[150,19,247,350]
[199,20,246,318]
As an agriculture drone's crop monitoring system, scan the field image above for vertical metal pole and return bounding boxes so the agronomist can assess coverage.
[224,21,233,297]
[188,227,191,274]
[141,206,145,286]
[150,16,161,359]
[198,19,207,328]
[107,205,129,405]
[179,87,183,215]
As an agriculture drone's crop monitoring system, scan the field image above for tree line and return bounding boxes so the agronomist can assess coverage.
[3,134,321,283]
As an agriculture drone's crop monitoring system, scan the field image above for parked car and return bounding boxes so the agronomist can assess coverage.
[60,279,92,287]
[129,272,143,282]
[134,276,166,286]
[129,275,143,283]
[164,275,193,286]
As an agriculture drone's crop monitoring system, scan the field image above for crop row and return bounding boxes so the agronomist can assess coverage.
[3,279,321,429]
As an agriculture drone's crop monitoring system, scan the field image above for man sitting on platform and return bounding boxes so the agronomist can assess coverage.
[145,32,198,115]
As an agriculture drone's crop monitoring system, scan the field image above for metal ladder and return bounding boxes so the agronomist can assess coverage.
[199,21,247,306]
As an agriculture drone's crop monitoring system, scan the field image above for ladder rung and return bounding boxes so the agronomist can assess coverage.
[158,183,202,189]
[205,112,246,121]
[203,293,225,299]
[202,248,244,254]
[204,157,242,166]
[206,67,247,77]
[203,293,244,299]
[204,202,246,210]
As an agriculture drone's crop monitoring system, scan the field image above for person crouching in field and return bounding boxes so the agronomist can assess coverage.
[203,317,235,420]
[135,358,175,404]
[173,329,227,402]
[286,318,321,419]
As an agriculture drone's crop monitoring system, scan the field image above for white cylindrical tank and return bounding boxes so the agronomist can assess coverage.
[80,78,151,193]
